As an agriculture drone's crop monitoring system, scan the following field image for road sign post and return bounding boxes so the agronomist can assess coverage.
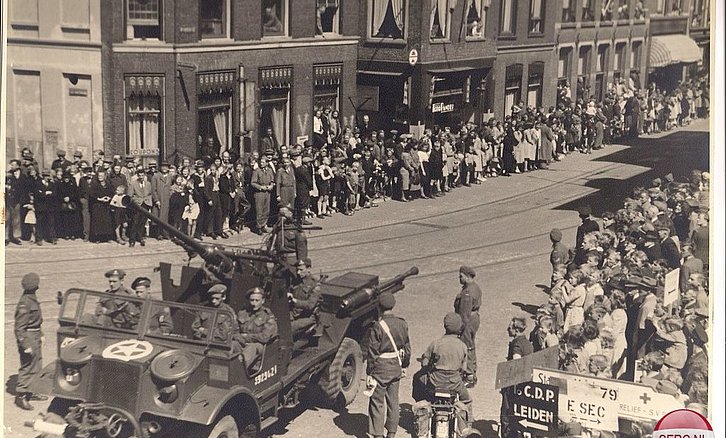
[511,382,559,437]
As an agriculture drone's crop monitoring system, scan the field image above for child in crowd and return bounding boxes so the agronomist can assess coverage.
[345,164,359,216]
[109,185,128,245]
[23,194,37,244]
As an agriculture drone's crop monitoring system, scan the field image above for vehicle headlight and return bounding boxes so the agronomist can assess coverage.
[60,367,81,388]
[157,384,178,404]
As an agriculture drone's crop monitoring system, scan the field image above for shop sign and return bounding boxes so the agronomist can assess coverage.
[69,88,88,97]
[432,102,455,113]
[130,149,160,157]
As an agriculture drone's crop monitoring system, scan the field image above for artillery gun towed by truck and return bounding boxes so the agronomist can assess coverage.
[28,200,419,438]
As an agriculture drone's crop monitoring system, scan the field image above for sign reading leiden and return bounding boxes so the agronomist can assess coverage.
[511,382,559,437]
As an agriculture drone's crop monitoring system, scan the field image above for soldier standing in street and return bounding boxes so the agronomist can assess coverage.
[14,272,48,410]
[364,292,411,438]
[454,266,481,386]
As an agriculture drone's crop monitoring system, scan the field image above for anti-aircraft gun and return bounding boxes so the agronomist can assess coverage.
[28,199,419,438]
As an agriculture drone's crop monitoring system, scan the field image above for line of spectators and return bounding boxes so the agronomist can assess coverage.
[507,169,710,435]
[5,74,709,247]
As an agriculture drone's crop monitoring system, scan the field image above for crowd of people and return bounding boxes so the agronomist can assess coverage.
[5,75,709,248]
[501,168,710,436]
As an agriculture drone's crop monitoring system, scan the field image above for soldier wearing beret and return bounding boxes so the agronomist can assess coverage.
[96,269,137,328]
[454,266,482,385]
[14,272,48,410]
[193,284,238,344]
[288,258,322,335]
[236,287,278,369]
[414,313,473,434]
[363,292,410,438]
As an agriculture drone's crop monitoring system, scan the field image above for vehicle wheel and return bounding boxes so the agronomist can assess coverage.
[200,415,239,438]
[318,337,363,407]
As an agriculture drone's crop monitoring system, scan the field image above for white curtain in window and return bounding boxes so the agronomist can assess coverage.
[436,0,448,35]
[531,0,542,18]
[391,0,405,30]
[271,102,286,146]
[213,109,228,153]
[505,91,515,117]
[144,113,159,150]
[502,0,513,32]
[372,0,389,34]
[128,98,142,152]
[563,0,571,9]
[473,0,482,17]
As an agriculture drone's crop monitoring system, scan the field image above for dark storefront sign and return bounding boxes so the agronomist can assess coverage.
[432,101,455,113]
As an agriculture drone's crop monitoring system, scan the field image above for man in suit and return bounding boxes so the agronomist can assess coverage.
[51,149,72,172]
[251,155,275,234]
[679,243,703,294]
[261,128,278,155]
[575,206,600,250]
[276,155,296,210]
[151,161,173,238]
[690,212,709,269]
[5,160,24,245]
[294,153,314,225]
[190,160,210,239]
[657,225,681,269]
[128,167,153,246]
[204,166,224,239]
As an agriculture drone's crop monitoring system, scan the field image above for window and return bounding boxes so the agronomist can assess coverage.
[529,0,544,34]
[595,46,607,101]
[259,67,292,150]
[527,63,544,108]
[614,43,626,73]
[370,0,406,39]
[198,71,235,158]
[558,48,571,82]
[127,0,161,40]
[655,0,665,14]
[465,0,488,38]
[668,0,683,15]
[561,0,575,22]
[127,95,161,155]
[630,42,641,70]
[200,0,228,38]
[313,64,342,112]
[581,0,594,21]
[500,0,516,35]
[316,0,340,35]
[601,0,613,20]
[262,0,287,37]
[577,46,590,77]
[504,64,522,117]
[430,0,451,40]
[617,0,629,19]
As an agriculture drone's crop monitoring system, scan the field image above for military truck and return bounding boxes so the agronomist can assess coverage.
[28,201,419,438]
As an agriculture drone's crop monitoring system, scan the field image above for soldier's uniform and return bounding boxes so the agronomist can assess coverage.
[269,208,308,265]
[237,306,278,367]
[454,266,482,377]
[289,271,321,334]
[192,302,238,343]
[15,273,46,410]
[549,228,570,276]
[96,269,138,329]
[147,306,174,335]
[364,293,410,438]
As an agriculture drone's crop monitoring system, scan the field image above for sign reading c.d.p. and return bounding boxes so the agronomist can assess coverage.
[511,382,559,437]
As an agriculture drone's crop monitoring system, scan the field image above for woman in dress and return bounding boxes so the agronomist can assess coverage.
[316,156,334,217]
[428,140,444,196]
[514,122,526,173]
[88,168,115,242]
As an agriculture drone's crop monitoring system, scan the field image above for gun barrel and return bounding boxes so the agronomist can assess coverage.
[339,266,419,311]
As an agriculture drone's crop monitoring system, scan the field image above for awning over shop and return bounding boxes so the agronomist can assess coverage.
[649,34,701,68]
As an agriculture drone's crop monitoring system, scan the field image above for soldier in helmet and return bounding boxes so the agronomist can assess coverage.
[268,206,308,266]
[288,258,322,336]
[192,284,238,343]
[236,287,278,370]
[14,273,49,410]
[96,269,138,328]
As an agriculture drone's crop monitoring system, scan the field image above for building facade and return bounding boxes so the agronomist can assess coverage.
[101,0,359,162]
[554,0,649,104]
[356,0,500,132]
[5,0,103,169]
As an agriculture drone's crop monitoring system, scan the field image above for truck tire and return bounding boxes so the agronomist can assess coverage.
[198,415,239,438]
[318,337,363,407]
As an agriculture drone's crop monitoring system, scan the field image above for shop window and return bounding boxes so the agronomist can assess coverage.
[500,0,517,35]
[197,71,235,158]
[313,64,342,112]
[529,0,544,34]
[125,76,164,158]
[316,0,340,35]
[561,0,575,22]
[370,0,406,39]
[127,0,161,40]
[504,65,522,117]
[430,0,451,40]
[465,0,488,39]
[262,0,287,37]
[527,63,544,108]
[200,0,228,38]
[581,0,594,21]
[259,67,292,149]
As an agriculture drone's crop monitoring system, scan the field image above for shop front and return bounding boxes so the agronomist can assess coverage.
[427,67,491,129]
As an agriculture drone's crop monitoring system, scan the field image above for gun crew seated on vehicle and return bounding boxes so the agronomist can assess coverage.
[95,269,142,329]
[288,258,322,338]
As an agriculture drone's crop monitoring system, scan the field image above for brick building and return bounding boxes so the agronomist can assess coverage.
[101,0,359,163]
[5,0,103,169]
[356,0,499,132]
[554,0,649,105]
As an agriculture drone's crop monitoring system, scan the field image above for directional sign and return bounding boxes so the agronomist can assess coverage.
[558,380,620,431]
[663,268,680,306]
[532,367,683,423]
[495,346,559,389]
[511,382,559,437]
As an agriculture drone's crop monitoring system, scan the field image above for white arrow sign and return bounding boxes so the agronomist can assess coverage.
[519,419,548,431]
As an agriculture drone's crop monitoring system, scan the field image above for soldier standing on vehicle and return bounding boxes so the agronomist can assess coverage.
[14,272,48,410]
[288,258,322,335]
[96,269,137,328]
[364,292,411,438]
[192,284,237,343]
[454,266,481,386]
[236,287,278,369]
